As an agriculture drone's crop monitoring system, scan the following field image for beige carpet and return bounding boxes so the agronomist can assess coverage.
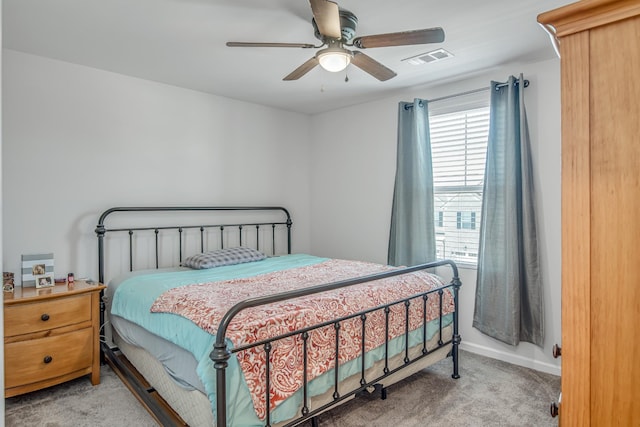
[5,363,156,427]
[5,351,560,426]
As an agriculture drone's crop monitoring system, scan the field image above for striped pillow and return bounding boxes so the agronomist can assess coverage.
[182,247,266,269]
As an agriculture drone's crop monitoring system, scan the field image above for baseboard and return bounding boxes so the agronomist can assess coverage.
[460,342,561,376]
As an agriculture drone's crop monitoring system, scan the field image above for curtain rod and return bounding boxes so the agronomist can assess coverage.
[404,79,530,108]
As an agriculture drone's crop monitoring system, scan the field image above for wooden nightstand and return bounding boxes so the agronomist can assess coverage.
[3,280,106,397]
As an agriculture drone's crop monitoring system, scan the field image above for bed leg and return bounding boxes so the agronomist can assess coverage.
[381,386,387,400]
[311,416,319,427]
[451,336,461,379]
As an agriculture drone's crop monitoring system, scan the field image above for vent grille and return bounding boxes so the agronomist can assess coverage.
[403,48,454,66]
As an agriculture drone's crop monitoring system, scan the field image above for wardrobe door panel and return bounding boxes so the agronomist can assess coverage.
[559,30,591,427]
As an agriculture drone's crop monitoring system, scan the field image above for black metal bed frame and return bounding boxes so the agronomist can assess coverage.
[96,206,461,427]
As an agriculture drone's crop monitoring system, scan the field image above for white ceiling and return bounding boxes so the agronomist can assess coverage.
[3,0,572,115]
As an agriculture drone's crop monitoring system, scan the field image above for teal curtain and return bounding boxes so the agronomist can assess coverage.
[388,99,436,266]
[473,75,544,347]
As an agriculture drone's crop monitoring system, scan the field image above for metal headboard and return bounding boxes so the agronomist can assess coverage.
[95,206,292,284]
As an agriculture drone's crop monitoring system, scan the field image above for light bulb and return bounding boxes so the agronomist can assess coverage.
[317,47,352,72]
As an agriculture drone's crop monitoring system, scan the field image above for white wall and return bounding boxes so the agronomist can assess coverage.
[2,49,313,281]
[2,48,562,376]
[309,58,562,375]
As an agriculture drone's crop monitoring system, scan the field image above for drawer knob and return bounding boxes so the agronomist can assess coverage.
[552,344,561,358]
[43,355,53,364]
[41,313,50,321]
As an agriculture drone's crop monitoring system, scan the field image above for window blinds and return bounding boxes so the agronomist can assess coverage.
[430,91,490,193]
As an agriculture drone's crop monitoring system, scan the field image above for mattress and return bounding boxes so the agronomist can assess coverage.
[113,330,214,427]
[111,314,205,392]
[106,254,455,426]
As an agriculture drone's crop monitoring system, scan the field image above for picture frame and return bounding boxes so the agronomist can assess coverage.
[21,253,54,287]
[34,273,55,289]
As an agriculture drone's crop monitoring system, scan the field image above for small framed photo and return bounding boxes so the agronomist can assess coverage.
[21,253,54,287]
[33,264,46,275]
[35,273,55,289]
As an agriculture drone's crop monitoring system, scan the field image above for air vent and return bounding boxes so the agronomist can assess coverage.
[403,48,454,66]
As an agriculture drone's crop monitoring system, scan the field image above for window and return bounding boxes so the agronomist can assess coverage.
[430,91,490,266]
[456,211,476,230]
[437,211,444,228]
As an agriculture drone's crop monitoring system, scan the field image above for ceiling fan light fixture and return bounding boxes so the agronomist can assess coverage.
[317,47,353,72]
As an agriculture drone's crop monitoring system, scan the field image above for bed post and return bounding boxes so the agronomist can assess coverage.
[95,222,106,364]
[286,216,292,254]
[211,342,230,427]
[451,272,462,379]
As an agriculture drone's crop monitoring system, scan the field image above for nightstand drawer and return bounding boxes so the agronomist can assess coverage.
[4,327,93,389]
[4,294,91,337]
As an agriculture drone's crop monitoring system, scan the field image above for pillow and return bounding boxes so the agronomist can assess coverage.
[182,247,266,269]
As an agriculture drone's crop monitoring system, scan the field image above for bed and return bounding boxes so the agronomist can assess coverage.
[96,206,462,427]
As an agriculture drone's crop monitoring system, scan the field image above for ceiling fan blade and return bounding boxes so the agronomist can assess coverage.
[227,42,316,49]
[351,51,396,81]
[309,0,341,39]
[353,28,445,49]
[283,57,319,81]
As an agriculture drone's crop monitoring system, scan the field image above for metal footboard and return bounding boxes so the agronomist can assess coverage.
[211,259,461,427]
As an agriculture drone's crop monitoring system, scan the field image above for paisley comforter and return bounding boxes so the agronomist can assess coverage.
[150,258,454,419]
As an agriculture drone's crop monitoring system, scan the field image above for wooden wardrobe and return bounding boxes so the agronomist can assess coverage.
[538,1,640,425]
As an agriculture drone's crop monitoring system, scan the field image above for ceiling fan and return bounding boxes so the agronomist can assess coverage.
[226,0,445,82]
